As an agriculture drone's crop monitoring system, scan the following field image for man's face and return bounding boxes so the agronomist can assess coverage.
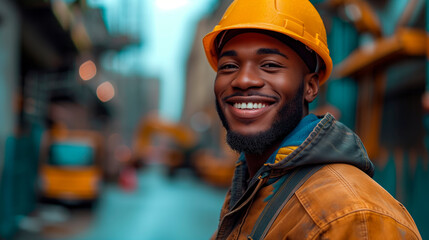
[214,32,311,154]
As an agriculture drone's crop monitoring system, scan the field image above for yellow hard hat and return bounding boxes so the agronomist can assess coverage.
[203,0,333,85]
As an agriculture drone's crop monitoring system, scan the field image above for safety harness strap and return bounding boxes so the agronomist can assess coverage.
[248,164,325,240]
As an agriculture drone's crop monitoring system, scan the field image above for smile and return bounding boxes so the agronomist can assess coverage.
[233,102,267,109]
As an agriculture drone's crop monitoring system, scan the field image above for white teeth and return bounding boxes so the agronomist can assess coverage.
[233,103,267,109]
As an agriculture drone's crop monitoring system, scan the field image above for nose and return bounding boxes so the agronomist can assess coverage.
[230,65,264,90]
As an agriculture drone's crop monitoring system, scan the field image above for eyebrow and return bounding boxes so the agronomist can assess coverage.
[219,50,237,59]
[257,48,288,58]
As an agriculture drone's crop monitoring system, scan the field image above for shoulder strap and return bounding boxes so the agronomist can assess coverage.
[248,164,325,240]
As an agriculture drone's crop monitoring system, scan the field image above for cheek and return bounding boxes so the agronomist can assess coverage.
[271,73,304,95]
[214,76,227,98]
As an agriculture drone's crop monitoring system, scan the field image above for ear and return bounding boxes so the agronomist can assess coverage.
[304,73,319,103]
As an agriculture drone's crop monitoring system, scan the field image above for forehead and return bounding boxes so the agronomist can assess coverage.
[220,32,294,55]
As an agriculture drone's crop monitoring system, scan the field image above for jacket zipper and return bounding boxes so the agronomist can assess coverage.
[216,173,269,240]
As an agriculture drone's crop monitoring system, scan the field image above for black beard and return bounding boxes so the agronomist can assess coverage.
[216,83,304,155]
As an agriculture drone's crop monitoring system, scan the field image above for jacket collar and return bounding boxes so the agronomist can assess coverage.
[229,113,375,208]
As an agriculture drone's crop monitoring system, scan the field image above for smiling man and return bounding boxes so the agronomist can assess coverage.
[202,0,421,239]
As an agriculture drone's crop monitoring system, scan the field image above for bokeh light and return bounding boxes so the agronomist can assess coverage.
[79,60,97,81]
[96,81,115,102]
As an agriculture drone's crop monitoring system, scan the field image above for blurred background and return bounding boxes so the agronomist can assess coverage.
[0,0,427,239]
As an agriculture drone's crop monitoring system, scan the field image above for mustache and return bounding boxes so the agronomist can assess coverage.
[222,91,279,102]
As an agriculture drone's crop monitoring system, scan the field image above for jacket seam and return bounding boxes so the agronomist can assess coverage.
[295,165,364,228]
[312,209,421,239]
[298,165,419,239]
[327,165,369,209]
[359,210,369,240]
[327,164,417,231]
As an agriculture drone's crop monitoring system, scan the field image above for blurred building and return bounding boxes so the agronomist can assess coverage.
[320,0,428,237]
[0,0,146,238]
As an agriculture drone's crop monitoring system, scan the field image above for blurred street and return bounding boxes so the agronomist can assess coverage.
[13,165,227,240]
[0,0,428,239]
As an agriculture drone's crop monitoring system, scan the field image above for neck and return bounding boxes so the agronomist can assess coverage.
[245,141,282,178]
[244,112,310,178]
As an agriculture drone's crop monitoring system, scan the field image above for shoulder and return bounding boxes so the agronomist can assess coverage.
[295,163,421,239]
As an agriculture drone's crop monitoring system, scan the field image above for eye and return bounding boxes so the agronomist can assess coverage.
[218,63,239,72]
[261,62,283,69]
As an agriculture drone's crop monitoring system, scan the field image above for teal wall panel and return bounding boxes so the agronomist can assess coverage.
[326,17,359,129]
[0,137,17,239]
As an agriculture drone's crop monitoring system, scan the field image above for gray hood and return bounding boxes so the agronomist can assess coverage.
[268,113,374,177]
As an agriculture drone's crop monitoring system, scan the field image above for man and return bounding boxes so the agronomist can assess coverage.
[202,0,421,239]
